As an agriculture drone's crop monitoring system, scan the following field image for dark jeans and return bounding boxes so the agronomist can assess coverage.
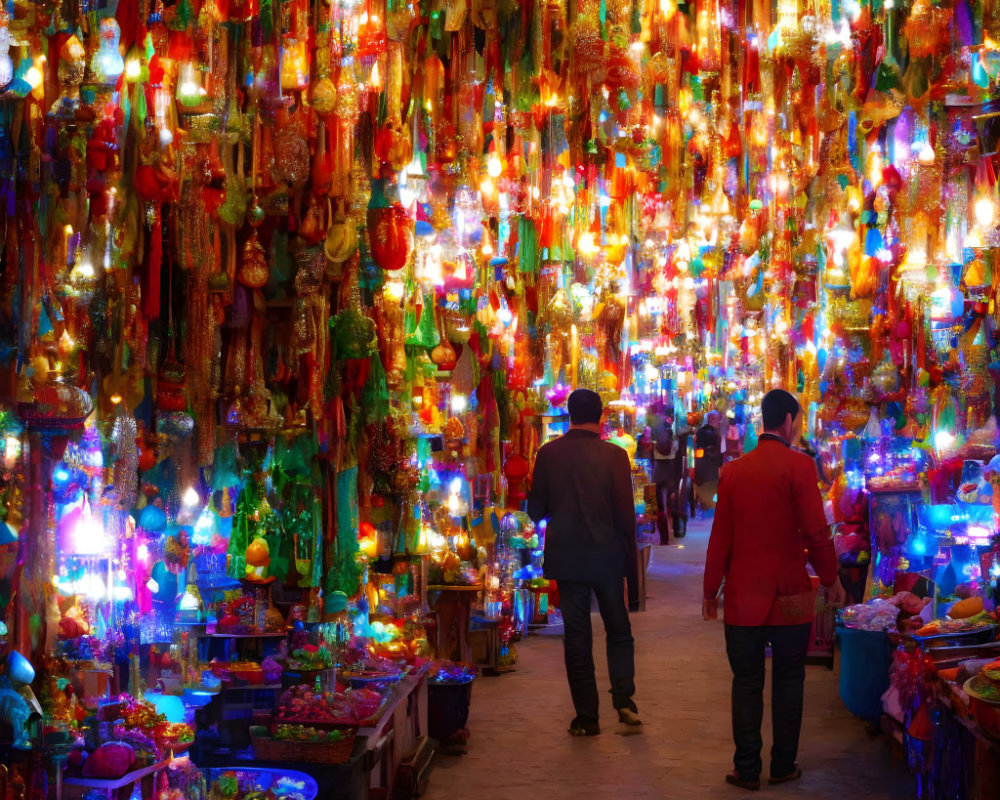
[654,479,686,542]
[559,579,636,722]
[724,623,812,780]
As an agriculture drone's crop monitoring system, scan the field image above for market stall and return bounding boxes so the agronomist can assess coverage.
[1,0,1000,795]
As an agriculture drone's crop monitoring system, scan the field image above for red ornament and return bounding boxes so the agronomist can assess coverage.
[504,453,530,506]
[367,204,414,274]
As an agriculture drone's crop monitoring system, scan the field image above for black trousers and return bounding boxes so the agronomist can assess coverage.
[558,579,636,723]
[652,460,686,543]
[724,623,812,780]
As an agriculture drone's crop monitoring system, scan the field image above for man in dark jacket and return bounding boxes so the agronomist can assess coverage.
[527,389,641,736]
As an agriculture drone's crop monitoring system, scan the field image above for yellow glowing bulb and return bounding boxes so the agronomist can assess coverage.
[975,196,995,228]
[487,154,502,178]
[24,66,43,90]
[384,280,405,302]
[124,58,141,81]
[578,231,597,256]
[370,61,381,88]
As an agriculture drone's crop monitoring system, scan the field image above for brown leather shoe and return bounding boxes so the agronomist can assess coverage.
[725,773,760,791]
[769,767,802,785]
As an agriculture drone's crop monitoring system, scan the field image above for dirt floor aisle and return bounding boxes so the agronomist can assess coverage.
[422,520,914,800]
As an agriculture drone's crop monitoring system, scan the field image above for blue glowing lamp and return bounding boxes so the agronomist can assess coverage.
[143,692,186,724]
[137,504,167,532]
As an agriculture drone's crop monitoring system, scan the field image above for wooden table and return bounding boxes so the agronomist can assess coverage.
[427,584,481,663]
[358,664,430,800]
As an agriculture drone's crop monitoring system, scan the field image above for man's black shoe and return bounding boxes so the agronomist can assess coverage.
[568,717,600,736]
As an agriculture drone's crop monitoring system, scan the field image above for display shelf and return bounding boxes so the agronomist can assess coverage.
[63,758,171,790]
[223,683,283,691]
[426,584,482,592]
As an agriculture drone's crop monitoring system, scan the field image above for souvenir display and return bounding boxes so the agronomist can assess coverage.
[1,0,1000,793]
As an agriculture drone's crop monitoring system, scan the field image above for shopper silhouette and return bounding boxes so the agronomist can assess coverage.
[528,389,641,736]
[703,389,846,790]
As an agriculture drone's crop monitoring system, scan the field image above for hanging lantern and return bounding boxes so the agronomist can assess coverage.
[367,203,414,274]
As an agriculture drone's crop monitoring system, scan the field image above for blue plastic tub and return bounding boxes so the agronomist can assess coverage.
[838,625,891,721]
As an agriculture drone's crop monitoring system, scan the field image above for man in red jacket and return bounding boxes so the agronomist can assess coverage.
[703,389,845,790]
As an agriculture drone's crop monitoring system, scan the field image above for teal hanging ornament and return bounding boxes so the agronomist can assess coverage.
[358,245,384,297]
[211,442,240,489]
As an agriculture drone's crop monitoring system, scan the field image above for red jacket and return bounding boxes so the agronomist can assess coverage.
[703,436,838,626]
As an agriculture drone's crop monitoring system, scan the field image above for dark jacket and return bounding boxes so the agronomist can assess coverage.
[527,429,639,605]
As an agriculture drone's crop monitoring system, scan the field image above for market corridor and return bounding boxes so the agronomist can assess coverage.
[423,520,914,800]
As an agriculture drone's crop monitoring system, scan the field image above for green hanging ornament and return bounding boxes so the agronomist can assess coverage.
[518,216,539,274]
[405,293,440,349]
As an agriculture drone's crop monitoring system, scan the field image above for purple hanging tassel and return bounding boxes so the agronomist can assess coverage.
[954,0,974,47]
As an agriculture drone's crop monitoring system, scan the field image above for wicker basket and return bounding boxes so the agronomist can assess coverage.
[250,726,357,764]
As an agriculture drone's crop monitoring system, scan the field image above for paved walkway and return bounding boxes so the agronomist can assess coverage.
[424,520,914,800]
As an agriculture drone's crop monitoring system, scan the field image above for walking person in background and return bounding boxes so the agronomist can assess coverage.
[651,406,690,543]
[703,389,846,790]
[527,389,642,736]
[693,409,723,512]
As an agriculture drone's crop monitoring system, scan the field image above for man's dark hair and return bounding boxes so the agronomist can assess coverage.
[761,389,800,431]
[568,389,603,425]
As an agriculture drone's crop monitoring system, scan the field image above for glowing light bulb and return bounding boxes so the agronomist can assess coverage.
[24,65,42,90]
[182,486,200,507]
[124,57,141,81]
[370,61,381,88]
[487,154,502,178]
[918,142,935,164]
[77,261,94,279]
[451,394,467,413]
[934,430,955,451]
[4,435,20,468]
[384,280,405,302]
[578,231,597,255]
[975,196,996,228]
[73,514,110,556]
